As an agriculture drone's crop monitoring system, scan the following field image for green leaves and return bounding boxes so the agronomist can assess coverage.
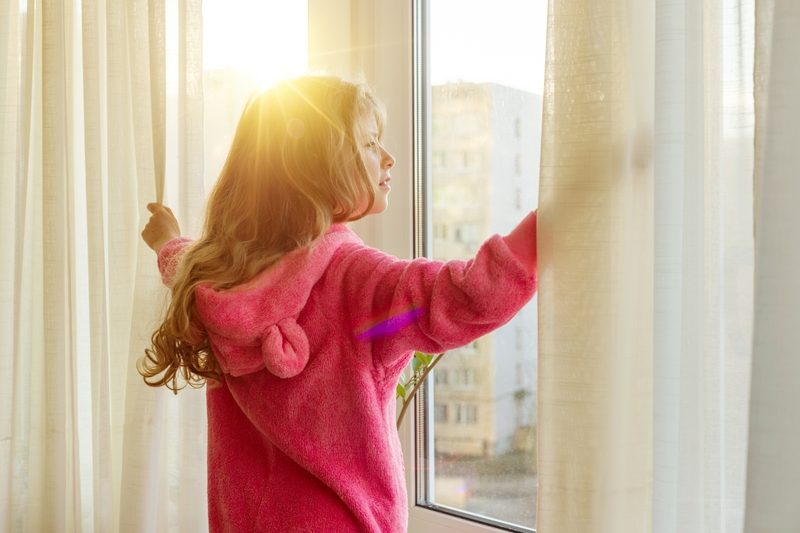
[417,351,433,366]
[400,352,432,400]
[409,351,433,376]
[396,352,446,430]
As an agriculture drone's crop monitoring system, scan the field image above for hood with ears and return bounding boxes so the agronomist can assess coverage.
[194,225,361,378]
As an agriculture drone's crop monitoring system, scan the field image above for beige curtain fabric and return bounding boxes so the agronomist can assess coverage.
[0,0,207,531]
[745,0,800,531]
[536,0,655,531]
[538,0,756,532]
[0,0,20,521]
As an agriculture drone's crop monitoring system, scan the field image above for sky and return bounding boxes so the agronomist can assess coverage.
[430,0,548,94]
[202,0,548,95]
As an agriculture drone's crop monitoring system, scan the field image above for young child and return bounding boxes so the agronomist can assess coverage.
[140,75,538,533]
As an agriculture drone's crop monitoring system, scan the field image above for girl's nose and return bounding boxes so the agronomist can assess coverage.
[381,147,396,169]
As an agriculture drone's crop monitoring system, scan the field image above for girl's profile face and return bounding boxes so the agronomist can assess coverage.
[357,114,395,216]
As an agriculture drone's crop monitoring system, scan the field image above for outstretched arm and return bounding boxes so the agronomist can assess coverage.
[331,211,538,371]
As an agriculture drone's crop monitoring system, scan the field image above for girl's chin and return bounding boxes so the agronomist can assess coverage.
[368,198,388,215]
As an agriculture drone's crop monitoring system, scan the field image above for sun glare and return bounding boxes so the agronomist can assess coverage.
[203,0,308,85]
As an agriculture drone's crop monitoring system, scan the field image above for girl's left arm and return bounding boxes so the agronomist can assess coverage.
[330,211,537,371]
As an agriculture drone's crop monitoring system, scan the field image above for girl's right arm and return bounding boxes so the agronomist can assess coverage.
[157,237,194,289]
[141,203,192,289]
[142,203,181,252]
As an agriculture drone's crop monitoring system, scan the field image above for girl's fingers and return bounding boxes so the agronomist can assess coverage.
[146,203,177,219]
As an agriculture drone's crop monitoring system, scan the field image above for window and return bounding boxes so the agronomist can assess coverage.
[433,115,449,136]
[433,151,447,169]
[415,0,546,530]
[435,403,449,422]
[454,224,480,244]
[455,404,478,424]
[455,114,481,136]
[432,186,445,206]
[453,368,477,388]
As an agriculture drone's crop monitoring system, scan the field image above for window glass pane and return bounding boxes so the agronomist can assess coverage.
[426,0,547,529]
[202,1,308,190]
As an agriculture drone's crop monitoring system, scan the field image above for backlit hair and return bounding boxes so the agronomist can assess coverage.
[138,75,387,392]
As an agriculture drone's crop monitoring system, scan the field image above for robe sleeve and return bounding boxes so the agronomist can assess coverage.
[330,212,537,370]
[156,237,194,289]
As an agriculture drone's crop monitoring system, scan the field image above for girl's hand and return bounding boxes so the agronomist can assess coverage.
[142,203,182,252]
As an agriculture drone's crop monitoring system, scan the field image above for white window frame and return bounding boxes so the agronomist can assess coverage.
[308,1,535,531]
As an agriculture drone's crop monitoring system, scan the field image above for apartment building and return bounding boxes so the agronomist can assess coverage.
[430,82,542,457]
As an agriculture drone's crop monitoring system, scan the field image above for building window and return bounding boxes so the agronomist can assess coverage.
[453,368,477,388]
[455,403,478,424]
[515,117,522,137]
[434,403,448,422]
[434,368,448,385]
[433,115,447,135]
[454,224,479,244]
[515,153,522,175]
[432,151,446,169]
[516,188,523,209]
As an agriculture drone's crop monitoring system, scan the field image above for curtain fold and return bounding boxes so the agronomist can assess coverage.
[0,0,207,530]
[745,0,800,530]
[536,0,655,531]
[653,1,754,532]
[81,0,114,528]
[0,0,22,524]
[174,0,206,530]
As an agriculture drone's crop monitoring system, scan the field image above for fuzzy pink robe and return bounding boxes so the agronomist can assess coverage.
[157,211,537,533]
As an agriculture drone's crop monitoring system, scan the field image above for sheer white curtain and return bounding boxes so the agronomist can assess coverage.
[652,1,754,532]
[538,0,760,532]
[0,0,207,531]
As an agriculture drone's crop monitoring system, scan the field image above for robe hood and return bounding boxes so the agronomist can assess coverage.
[194,224,360,378]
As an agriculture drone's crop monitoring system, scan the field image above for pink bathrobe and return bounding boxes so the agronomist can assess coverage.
[157,211,537,533]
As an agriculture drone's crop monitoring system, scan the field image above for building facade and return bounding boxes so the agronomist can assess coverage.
[430,83,541,457]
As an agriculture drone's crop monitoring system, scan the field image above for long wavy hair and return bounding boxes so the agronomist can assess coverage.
[138,75,386,392]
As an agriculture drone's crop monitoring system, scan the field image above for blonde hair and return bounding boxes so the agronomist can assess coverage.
[138,75,387,392]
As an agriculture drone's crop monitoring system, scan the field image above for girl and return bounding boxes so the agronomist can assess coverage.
[140,75,537,533]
